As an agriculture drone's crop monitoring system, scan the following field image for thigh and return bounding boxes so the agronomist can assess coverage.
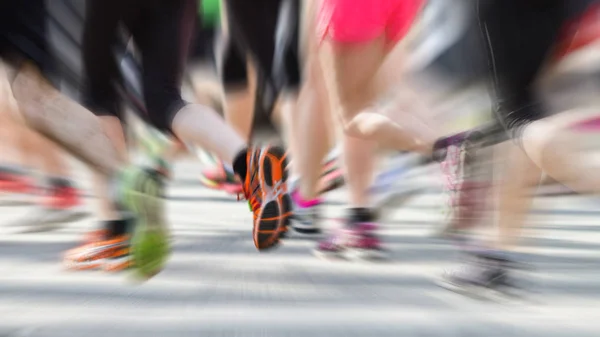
[319,35,388,121]
[131,0,197,111]
[477,0,567,132]
[478,0,565,103]
[276,0,302,91]
[0,0,58,84]
[224,0,281,79]
[81,0,122,117]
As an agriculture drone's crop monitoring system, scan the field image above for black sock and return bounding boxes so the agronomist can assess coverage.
[105,217,132,237]
[348,207,375,225]
[48,177,72,189]
[232,148,248,182]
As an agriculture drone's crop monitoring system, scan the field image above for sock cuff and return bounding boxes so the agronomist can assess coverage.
[232,147,248,180]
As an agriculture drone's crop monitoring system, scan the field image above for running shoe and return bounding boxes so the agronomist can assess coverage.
[115,167,168,279]
[63,234,131,271]
[290,189,322,235]
[199,159,243,194]
[438,252,525,299]
[241,146,291,250]
[40,182,86,223]
[314,222,386,260]
[103,244,134,272]
[137,124,173,178]
[284,152,344,196]
[318,156,344,194]
[0,171,33,194]
[0,169,35,205]
[83,229,110,244]
[8,183,88,233]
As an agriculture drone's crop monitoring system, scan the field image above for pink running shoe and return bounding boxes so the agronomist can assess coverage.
[314,222,386,260]
[199,160,243,195]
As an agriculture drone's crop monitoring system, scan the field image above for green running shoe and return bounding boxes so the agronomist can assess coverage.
[116,167,169,280]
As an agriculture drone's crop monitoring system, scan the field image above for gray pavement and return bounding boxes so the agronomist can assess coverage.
[1,158,600,337]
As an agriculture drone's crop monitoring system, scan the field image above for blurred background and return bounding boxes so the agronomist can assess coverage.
[1,0,600,336]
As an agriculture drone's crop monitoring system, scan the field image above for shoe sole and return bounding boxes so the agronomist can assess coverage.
[254,147,292,250]
[104,256,133,272]
[292,226,322,235]
[290,216,322,235]
[436,277,523,303]
[313,248,388,261]
[120,169,170,279]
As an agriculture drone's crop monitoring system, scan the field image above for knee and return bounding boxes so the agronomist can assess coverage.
[144,86,187,134]
[340,111,386,140]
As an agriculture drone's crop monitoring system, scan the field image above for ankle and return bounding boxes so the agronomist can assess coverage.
[347,207,376,225]
[232,148,248,181]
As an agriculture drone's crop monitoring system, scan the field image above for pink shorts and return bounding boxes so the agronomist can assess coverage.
[318,0,424,44]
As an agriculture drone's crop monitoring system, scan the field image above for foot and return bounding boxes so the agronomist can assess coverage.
[439,252,524,299]
[0,169,35,206]
[63,234,131,271]
[290,189,322,235]
[115,167,169,279]
[314,222,386,260]
[0,171,34,194]
[7,183,87,232]
[199,159,243,195]
[318,156,344,194]
[39,182,86,223]
[284,152,344,196]
[241,146,291,250]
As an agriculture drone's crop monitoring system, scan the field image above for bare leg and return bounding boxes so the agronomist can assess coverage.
[495,143,542,250]
[0,63,25,168]
[222,59,257,141]
[93,116,128,221]
[295,53,333,200]
[320,37,435,155]
[493,111,600,251]
[10,63,121,177]
[30,134,71,178]
[319,37,389,208]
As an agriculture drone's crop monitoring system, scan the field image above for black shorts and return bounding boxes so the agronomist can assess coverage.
[189,25,218,65]
[0,0,59,85]
[82,0,196,133]
[221,0,301,115]
[477,0,597,138]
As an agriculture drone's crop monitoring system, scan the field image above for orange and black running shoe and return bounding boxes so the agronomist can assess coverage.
[63,234,131,271]
[242,146,292,250]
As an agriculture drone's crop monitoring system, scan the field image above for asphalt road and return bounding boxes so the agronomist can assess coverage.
[1,157,600,337]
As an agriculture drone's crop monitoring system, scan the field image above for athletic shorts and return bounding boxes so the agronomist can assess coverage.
[189,25,217,65]
[82,0,196,133]
[221,0,301,115]
[0,0,59,86]
[476,0,597,139]
[318,0,424,43]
